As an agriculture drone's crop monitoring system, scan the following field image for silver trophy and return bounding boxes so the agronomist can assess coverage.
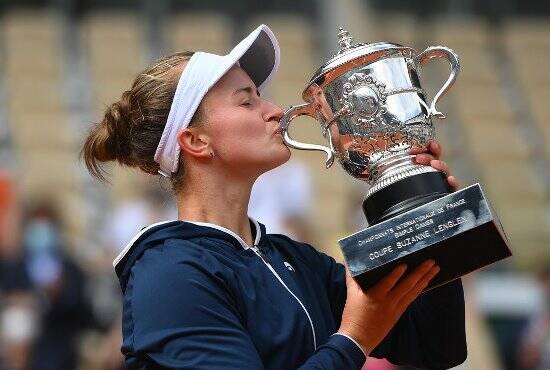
[280,28,511,290]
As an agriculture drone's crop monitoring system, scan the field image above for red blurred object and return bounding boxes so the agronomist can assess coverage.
[0,171,14,210]
[362,357,399,370]
[0,171,19,256]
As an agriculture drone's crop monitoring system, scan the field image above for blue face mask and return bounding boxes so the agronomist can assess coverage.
[23,220,60,255]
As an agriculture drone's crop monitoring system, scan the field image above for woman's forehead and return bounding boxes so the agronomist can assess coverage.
[212,65,256,94]
[200,66,258,114]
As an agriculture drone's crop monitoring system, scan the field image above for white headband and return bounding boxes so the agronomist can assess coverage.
[154,24,280,177]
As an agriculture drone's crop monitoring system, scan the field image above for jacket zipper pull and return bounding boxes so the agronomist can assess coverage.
[251,244,270,264]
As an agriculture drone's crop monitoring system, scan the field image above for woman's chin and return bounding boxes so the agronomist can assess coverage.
[279,145,292,163]
[263,147,291,172]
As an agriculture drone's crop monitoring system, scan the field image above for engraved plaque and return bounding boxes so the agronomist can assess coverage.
[339,184,512,291]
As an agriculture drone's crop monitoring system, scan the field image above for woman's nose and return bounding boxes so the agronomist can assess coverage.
[263,101,284,122]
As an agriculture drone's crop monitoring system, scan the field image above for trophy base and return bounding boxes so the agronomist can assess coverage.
[363,171,452,225]
[340,184,512,292]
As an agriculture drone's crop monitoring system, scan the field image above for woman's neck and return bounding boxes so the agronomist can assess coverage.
[176,171,255,247]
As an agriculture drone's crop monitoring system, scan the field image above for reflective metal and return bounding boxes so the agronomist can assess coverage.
[280,28,460,198]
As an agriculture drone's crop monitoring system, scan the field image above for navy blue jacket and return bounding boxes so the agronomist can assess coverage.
[114,219,467,369]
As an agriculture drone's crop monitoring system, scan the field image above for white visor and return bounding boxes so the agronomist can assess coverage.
[154,24,280,177]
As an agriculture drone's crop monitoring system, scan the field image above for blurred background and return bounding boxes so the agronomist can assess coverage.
[0,0,549,369]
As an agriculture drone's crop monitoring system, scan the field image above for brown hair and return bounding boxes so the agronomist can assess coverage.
[81,51,203,191]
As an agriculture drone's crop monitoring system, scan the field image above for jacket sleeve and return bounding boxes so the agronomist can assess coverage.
[126,250,366,370]
[314,248,467,370]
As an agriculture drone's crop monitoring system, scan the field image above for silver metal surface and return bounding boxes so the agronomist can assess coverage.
[280,28,461,197]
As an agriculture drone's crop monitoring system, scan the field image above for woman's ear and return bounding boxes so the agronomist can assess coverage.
[177,128,211,159]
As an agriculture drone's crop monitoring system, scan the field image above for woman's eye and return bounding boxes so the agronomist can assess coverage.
[241,101,252,107]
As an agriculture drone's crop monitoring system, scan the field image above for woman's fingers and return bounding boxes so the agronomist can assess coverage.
[409,140,442,158]
[396,265,440,311]
[427,141,442,158]
[428,159,450,174]
[370,264,408,296]
[412,140,441,167]
[344,262,363,293]
[447,175,459,191]
[415,155,448,173]
[409,146,425,155]
[389,260,435,300]
[414,156,459,189]
[414,153,434,165]
[412,140,445,167]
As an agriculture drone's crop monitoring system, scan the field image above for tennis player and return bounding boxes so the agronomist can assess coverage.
[82,25,466,370]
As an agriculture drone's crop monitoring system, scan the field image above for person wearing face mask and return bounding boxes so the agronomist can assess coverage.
[82,25,466,370]
[23,212,63,291]
[21,204,95,370]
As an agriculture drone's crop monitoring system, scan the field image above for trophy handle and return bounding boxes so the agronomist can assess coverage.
[279,103,335,168]
[414,46,460,119]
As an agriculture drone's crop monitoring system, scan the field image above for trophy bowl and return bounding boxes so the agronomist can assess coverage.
[280,28,511,291]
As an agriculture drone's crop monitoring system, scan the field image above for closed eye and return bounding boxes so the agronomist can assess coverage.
[234,86,260,98]
[234,86,259,107]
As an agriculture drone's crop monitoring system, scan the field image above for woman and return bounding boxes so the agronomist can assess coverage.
[82,25,466,370]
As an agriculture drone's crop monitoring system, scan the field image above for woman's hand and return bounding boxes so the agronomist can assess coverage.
[338,261,440,354]
[411,140,459,191]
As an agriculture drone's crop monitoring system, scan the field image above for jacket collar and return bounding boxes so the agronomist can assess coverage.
[113,217,264,269]
[185,218,262,250]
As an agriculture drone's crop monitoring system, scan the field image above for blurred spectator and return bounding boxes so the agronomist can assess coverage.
[97,318,124,370]
[249,159,313,242]
[21,203,95,370]
[518,263,550,370]
[103,187,177,257]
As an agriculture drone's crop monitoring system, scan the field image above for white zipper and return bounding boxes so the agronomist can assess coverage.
[250,245,317,350]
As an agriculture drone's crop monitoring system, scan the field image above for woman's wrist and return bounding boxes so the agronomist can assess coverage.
[334,331,369,358]
[337,326,374,355]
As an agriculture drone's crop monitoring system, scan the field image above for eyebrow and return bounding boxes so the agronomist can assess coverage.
[233,86,260,97]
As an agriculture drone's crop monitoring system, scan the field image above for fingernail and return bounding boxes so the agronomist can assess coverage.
[428,268,440,279]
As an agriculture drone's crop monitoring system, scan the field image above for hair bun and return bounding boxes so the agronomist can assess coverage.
[103,91,133,162]
[82,51,195,183]
[82,91,134,180]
